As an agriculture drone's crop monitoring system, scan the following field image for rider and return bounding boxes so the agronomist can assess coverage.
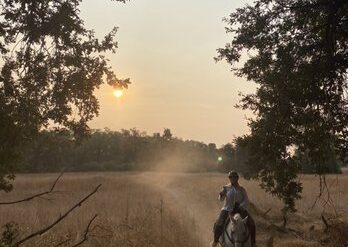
[209,171,256,247]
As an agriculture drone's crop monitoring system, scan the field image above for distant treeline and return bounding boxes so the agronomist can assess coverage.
[17,128,246,173]
[16,128,345,174]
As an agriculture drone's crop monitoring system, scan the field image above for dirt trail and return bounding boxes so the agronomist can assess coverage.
[137,173,219,246]
[136,172,348,247]
[137,172,241,245]
[136,172,287,247]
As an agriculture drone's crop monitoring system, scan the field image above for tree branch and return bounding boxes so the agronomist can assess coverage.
[13,184,102,247]
[69,214,98,247]
[321,214,330,231]
[53,238,71,247]
[261,208,272,218]
[52,214,98,247]
[0,171,65,205]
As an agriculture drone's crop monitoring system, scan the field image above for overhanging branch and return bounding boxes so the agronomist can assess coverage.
[0,171,65,205]
[70,214,98,247]
[12,184,102,247]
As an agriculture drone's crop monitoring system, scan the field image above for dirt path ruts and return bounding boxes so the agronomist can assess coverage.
[137,172,275,247]
[137,172,231,246]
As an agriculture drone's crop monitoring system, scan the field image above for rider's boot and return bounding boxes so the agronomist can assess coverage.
[209,240,218,247]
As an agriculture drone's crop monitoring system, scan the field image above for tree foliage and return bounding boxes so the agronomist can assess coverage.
[0,0,129,191]
[18,128,223,173]
[217,0,348,212]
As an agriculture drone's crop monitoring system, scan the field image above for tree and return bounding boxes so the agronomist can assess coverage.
[0,0,130,191]
[217,0,348,213]
[16,128,223,173]
[294,148,342,174]
[162,128,173,141]
[208,143,217,151]
[218,143,234,172]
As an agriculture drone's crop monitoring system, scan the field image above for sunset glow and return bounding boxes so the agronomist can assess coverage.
[113,89,124,98]
[88,0,255,145]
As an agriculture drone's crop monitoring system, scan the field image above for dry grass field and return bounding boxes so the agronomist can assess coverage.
[0,172,348,247]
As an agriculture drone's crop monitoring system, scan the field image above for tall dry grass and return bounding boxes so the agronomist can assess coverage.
[138,172,348,247]
[0,172,347,246]
[0,172,200,246]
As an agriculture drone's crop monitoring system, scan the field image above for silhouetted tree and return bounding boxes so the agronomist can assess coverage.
[217,0,348,212]
[0,0,129,191]
[162,128,173,141]
[218,143,233,172]
[344,154,348,167]
[208,143,217,151]
[294,148,342,174]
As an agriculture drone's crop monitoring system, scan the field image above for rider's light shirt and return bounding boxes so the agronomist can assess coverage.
[219,184,249,211]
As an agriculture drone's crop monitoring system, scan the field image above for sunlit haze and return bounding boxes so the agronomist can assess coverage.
[82,0,255,146]
[113,89,124,98]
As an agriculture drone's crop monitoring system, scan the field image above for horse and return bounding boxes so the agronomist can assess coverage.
[219,213,251,247]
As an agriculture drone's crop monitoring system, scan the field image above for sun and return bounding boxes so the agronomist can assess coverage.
[113,89,123,98]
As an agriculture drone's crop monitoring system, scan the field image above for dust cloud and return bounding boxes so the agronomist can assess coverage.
[137,172,225,245]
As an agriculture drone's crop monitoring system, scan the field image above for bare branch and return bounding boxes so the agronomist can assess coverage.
[0,171,65,205]
[322,175,339,216]
[321,214,330,232]
[309,175,324,210]
[13,184,102,247]
[53,238,71,247]
[261,208,272,218]
[309,175,339,217]
[69,214,98,247]
[52,215,98,247]
[282,214,287,228]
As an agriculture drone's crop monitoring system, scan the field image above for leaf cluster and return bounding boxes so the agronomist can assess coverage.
[0,0,130,191]
[217,0,348,212]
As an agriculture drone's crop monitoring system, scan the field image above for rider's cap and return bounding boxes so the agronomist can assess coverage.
[228,171,239,178]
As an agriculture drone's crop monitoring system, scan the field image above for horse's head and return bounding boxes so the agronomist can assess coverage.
[229,213,250,247]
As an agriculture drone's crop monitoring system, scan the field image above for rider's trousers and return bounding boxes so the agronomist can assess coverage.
[213,210,229,242]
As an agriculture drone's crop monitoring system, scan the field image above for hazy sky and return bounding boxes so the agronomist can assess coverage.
[81,0,256,146]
